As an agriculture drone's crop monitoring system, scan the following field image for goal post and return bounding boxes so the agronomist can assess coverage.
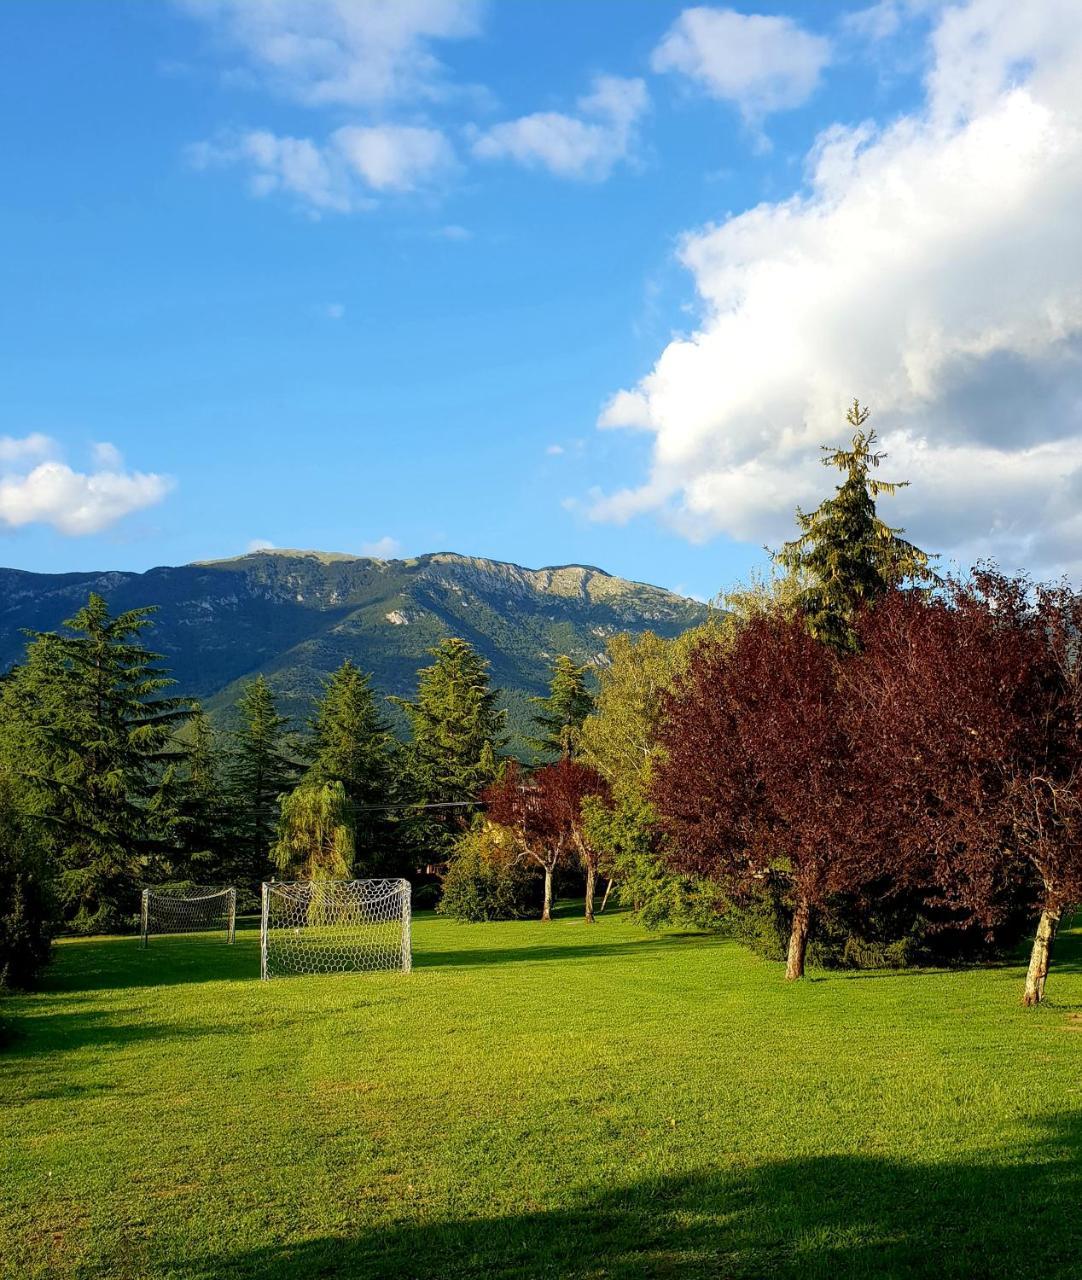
[140,885,237,947]
[260,878,412,980]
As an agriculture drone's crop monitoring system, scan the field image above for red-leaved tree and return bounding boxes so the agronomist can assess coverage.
[484,758,610,922]
[849,573,1082,1005]
[653,615,874,979]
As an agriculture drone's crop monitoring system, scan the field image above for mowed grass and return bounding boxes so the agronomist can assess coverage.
[2,908,1082,1280]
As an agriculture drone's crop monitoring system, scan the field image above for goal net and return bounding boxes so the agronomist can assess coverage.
[260,879,412,980]
[140,885,236,947]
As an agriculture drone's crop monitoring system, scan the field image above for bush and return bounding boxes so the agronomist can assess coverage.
[412,881,441,911]
[0,786,54,990]
[438,823,535,923]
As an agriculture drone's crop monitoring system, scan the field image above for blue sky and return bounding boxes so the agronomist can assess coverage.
[2,1,1080,599]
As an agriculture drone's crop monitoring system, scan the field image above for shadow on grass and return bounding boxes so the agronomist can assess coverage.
[0,1005,249,1063]
[414,932,722,971]
[179,1112,1082,1280]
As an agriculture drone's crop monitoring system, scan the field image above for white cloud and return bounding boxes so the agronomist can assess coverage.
[473,75,648,180]
[333,123,453,191]
[0,434,56,464]
[359,535,402,558]
[247,538,276,552]
[593,0,1082,579]
[0,444,172,536]
[546,443,565,456]
[177,0,482,107]
[189,122,453,211]
[651,7,831,120]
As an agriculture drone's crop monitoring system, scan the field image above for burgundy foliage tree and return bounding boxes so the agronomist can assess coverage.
[849,573,1082,1005]
[484,758,610,922]
[653,615,875,979]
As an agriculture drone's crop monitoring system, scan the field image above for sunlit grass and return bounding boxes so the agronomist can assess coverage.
[3,907,1082,1278]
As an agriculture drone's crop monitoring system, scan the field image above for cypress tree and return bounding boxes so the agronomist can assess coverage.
[775,401,936,651]
[529,655,593,760]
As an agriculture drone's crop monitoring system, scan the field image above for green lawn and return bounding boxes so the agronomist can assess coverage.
[2,908,1081,1280]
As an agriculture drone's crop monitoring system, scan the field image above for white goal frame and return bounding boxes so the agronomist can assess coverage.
[140,886,237,947]
[260,878,412,980]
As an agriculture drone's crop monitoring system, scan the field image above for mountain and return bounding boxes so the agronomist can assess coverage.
[0,550,711,750]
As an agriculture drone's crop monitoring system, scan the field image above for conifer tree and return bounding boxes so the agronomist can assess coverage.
[159,707,229,881]
[303,660,397,869]
[273,781,355,880]
[775,401,935,651]
[394,638,506,852]
[0,594,192,933]
[225,675,298,884]
[529,655,593,760]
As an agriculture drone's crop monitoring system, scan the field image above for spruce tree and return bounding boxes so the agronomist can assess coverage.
[224,676,298,885]
[160,707,229,882]
[529,655,593,760]
[0,594,192,933]
[775,401,935,651]
[302,660,397,870]
[394,638,506,853]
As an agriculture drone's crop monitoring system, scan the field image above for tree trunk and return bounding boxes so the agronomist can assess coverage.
[786,899,811,981]
[1022,908,1060,1006]
[599,877,613,914]
[584,863,596,923]
[541,868,553,922]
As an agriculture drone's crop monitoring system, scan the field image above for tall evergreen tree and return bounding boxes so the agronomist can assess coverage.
[775,401,936,651]
[0,594,191,933]
[273,781,355,880]
[394,638,507,853]
[303,660,397,869]
[159,707,229,882]
[529,655,593,760]
[224,676,298,885]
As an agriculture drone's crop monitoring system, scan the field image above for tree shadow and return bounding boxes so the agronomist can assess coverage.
[39,934,261,993]
[414,932,724,971]
[175,1110,1082,1279]
[0,1006,248,1062]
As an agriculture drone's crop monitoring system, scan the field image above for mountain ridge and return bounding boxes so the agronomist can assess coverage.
[0,550,712,750]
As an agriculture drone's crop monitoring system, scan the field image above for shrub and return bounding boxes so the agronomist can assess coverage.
[438,823,535,923]
[0,785,54,990]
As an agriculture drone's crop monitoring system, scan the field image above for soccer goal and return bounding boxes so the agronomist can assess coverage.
[140,886,237,948]
[260,879,412,980]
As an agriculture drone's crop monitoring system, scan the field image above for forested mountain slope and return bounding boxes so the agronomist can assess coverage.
[0,550,710,747]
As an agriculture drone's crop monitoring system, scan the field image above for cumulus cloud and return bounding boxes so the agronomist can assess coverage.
[593,0,1082,578]
[473,75,648,180]
[189,122,453,211]
[651,7,831,120]
[0,443,172,536]
[0,433,55,464]
[176,0,482,107]
[359,535,402,558]
[247,538,276,552]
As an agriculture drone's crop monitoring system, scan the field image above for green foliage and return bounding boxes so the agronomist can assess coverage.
[0,593,192,934]
[303,660,398,872]
[0,777,53,990]
[395,638,507,854]
[224,676,299,885]
[582,795,722,931]
[273,781,355,880]
[774,401,936,650]
[529,655,594,760]
[156,707,230,882]
[437,823,534,922]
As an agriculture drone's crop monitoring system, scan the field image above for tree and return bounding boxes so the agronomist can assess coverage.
[0,594,192,934]
[224,676,298,885]
[849,574,1082,1005]
[484,758,609,922]
[0,774,53,989]
[775,401,935,651]
[273,781,355,880]
[158,707,229,881]
[438,821,534,922]
[304,660,397,871]
[395,638,507,853]
[530,656,593,760]
[653,613,870,979]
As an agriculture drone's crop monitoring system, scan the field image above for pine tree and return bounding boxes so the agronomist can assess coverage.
[160,707,229,882]
[224,676,298,885]
[303,660,397,870]
[394,638,507,853]
[529,655,594,760]
[775,401,936,651]
[0,593,192,933]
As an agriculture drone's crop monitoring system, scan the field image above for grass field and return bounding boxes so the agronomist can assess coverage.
[3,907,1082,1279]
